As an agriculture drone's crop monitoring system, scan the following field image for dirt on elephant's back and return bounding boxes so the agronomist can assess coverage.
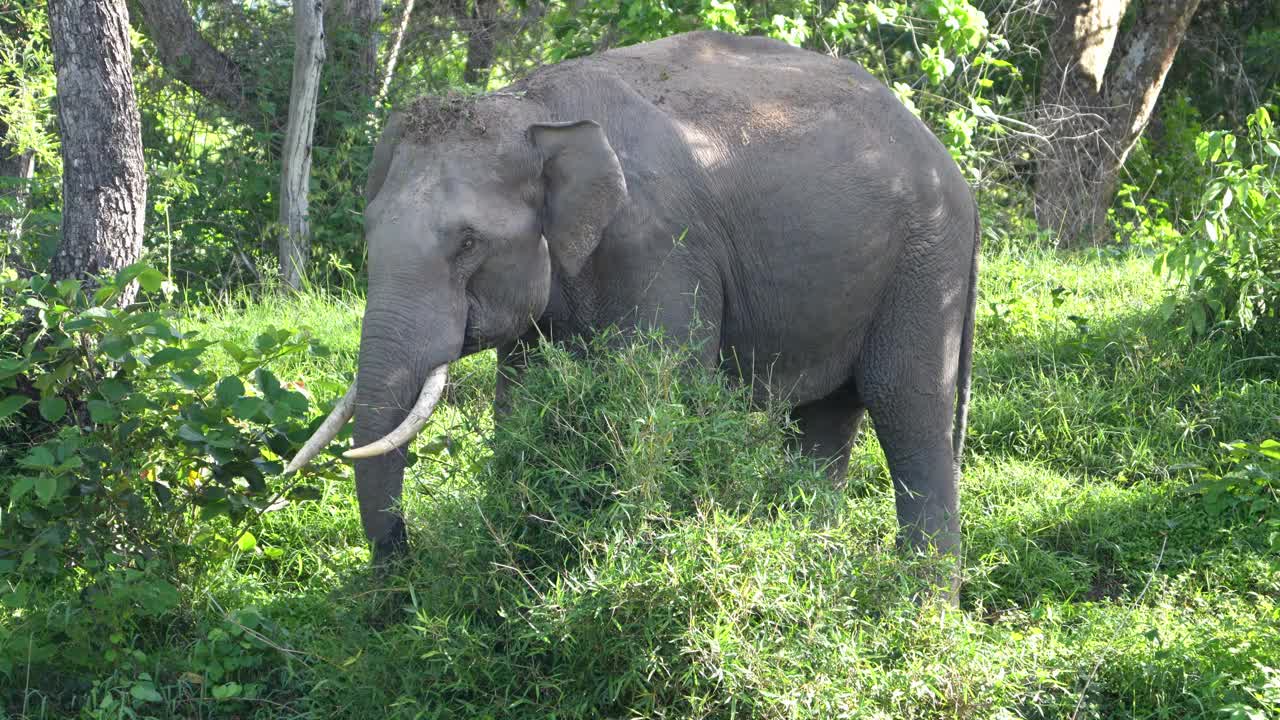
[593,31,900,139]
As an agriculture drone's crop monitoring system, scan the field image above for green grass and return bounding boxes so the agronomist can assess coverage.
[4,245,1279,718]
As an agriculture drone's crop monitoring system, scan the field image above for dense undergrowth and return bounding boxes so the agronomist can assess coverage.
[2,244,1279,719]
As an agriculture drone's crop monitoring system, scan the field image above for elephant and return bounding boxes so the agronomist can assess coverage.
[286,30,980,584]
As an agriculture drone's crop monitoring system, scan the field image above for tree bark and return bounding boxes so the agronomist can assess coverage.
[47,0,147,301]
[339,0,383,97]
[131,0,266,128]
[279,0,326,290]
[1035,0,1203,247]
[463,0,496,87]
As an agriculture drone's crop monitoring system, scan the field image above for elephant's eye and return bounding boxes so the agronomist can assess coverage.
[458,227,478,253]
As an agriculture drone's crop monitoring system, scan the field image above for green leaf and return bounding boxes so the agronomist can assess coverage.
[231,396,266,421]
[136,267,166,293]
[215,376,245,405]
[221,340,247,363]
[1258,439,1280,460]
[235,531,257,552]
[1190,302,1208,336]
[0,395,30,420]
[173,369,207,392]
[287,485,322,502]
[21,446,55,468]
[211,682,242,699]
[92,285,118,305]
[9,476,34,503]
[87,400,118,423]
[1203,219,1219,244]
[255,369,281,400]
[114,261,149,287]
[130,682,164,703]
[99,336,133,359]
[178,424,205,444]
[150,347,190,366]
[54,278,80,299]
[39,395,66,422]
[99,379,128,402]
[34,475,57,504]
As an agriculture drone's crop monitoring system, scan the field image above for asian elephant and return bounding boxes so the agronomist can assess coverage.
[286,30,980,580]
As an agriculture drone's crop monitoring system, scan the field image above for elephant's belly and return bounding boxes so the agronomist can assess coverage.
[718,324,870,408]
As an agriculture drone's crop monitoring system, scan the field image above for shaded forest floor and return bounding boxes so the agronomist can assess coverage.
[7,245,1280,718]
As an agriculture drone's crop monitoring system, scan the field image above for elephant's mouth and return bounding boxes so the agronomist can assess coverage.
[459,305,484,355]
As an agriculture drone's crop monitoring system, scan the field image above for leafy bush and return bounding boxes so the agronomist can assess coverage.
[0,266,340,590]
[1157,105,1280,336]
[1123,93,1211,225]
[1191,438,1280,551]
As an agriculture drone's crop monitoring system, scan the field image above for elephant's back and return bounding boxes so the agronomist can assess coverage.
[587,32,916,148]
[520,31,954,196]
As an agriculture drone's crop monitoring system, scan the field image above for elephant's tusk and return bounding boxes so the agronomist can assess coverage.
[283,382,359,475]
[343,364,449,460]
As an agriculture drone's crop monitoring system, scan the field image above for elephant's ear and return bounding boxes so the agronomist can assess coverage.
[529,120,628,277]
[365,112,407,204]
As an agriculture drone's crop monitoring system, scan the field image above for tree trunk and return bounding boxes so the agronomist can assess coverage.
[132,0,268,129]
[341,0,383,97]
[1035,0,1203,247]
[46,0,147,301]
[463,0,496,87]
[279,0,326,291]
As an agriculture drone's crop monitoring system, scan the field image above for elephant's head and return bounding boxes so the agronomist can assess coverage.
[283,94,628,556]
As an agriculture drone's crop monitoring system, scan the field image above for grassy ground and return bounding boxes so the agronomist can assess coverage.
[6,244,1280,718]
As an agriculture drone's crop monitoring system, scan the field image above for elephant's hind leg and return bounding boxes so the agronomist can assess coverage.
[855,272,965,600]
[789,390,865,486]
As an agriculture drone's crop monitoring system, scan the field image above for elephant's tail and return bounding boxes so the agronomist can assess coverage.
[952,200,981,473]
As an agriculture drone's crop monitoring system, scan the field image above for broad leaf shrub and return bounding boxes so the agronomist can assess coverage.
[1157,105,1280,337]
[0,266,339,689]
[1191,439,1280,553]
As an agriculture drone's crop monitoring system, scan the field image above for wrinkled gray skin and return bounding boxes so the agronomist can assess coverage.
[355,31,979,577]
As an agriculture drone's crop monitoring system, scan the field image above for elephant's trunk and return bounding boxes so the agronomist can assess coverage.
[349,296,465,556]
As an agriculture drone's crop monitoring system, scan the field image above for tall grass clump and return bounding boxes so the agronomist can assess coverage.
[310,332,1031,719]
